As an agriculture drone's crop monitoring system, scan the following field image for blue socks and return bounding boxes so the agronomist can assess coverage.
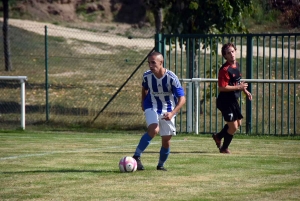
[158,147,170,167]
[134,133,170,168]
[134,133,152,157]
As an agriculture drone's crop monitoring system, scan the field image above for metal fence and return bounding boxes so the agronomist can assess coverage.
[181,78,300,135]
[0,20,155,131]
[157,33,300,135]
[0,20,299,135]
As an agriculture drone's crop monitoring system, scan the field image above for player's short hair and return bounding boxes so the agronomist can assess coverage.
[221,43,237,57]
[148,51,164,61]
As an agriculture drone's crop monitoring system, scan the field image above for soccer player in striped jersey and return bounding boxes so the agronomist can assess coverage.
[212,43,252,154]
[133,51,186,171]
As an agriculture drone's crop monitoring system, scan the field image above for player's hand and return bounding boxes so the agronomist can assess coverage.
[246,91,252,101]
[239,82,248,90]
[162,112,173,121]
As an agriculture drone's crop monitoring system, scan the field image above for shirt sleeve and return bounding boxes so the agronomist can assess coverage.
[173,87,185,97]
[142,75,148,90]
[172,78,185,97]
[218,67,230,87]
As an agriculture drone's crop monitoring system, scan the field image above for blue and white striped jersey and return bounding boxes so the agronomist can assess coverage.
[142,69,185,115]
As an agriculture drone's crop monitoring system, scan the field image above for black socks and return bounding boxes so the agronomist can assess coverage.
[222,132,233,149]
[217,124,228,140]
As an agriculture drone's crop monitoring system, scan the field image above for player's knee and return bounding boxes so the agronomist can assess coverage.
[227,124,238,134]
[227,128,237,134]
[237,120,242,127]
[148,124,159,137]
[161,136,171,148]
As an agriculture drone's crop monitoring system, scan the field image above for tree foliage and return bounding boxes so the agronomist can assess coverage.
[146,0,253,34]
[145,0,253,105]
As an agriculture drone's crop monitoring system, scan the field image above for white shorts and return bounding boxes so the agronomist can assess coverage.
[144,108,176,136]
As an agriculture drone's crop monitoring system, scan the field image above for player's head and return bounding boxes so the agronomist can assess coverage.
[147,52,164,72]
[148,51,164,62]
[221,43,237,63]
[221,43,236,57]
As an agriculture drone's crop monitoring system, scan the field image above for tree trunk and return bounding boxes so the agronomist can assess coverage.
[153,7,163,33]
[2,0,12,71]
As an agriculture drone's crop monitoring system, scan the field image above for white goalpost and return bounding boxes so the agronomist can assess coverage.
[0,76,27,130]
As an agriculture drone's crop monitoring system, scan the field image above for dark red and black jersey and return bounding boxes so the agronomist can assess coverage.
[217,61,242,101]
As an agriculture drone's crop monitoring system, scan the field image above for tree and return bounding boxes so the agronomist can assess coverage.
[162,0,252,35]
[147,0,252,75]
[146,0,253,117]
[2,0,12,71]
[145,0,168,33]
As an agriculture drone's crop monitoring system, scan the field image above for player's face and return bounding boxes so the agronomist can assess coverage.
[147,55,163,73]
[224,46,236,63]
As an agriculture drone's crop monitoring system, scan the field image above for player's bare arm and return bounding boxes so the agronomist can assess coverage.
[243,89,253,101]
[219,82,248,92]
[162,96,186,120]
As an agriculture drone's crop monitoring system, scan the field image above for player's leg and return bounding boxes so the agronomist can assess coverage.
[220,102,243,154]
[212,124,228,148]
[212,98,228,148]
[220,119,242,153]
[237,119,242,127]
[220,120,239,153]
[227,120,239,134]
[133,109,159,170]
[156,117,176,171]
[157,135,171,171]
[133,123,158,156]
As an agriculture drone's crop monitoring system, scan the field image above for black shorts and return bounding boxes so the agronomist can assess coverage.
[217,98,243,122]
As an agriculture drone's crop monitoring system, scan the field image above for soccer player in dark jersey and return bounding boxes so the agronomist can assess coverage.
[132,52,186,170]
[212,43,252,154]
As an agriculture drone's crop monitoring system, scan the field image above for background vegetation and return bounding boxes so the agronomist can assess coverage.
[0,0,299,133]
[1,0,300,33]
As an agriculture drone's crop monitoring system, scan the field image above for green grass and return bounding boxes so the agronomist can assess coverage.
[0,131,299,200]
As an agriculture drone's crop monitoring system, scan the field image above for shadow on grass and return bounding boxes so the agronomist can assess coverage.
[0,101,136,116]
[0,169,120,174]
[104,151,210,154]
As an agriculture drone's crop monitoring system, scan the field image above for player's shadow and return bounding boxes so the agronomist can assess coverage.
[0,169,120,174]
[103,151,209,154]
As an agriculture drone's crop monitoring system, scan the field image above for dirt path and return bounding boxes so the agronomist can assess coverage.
[2,19,300,59]
[4,19,154,49]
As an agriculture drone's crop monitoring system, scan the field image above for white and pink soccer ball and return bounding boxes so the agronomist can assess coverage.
[119,156,137,173]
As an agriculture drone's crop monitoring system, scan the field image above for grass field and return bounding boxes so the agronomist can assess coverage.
[0,131,299,200]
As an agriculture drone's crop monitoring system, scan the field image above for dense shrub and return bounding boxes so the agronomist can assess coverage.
[280,5,300,28]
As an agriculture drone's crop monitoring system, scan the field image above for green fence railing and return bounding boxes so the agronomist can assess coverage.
[156,33,300,135]
[0,21,299,135]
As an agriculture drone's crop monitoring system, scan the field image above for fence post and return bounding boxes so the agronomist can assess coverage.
[246,34,253,134]
[45,26,49,121]
[187,82,193,133]
[195,81,199,134]
[155,34,166,67]
[155,34,162,53]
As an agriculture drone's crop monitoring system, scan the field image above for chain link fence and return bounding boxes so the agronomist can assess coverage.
[0,20,157,131]
[1,20,299,135]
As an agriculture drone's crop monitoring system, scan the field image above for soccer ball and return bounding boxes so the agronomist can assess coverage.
[119,156,137,173]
